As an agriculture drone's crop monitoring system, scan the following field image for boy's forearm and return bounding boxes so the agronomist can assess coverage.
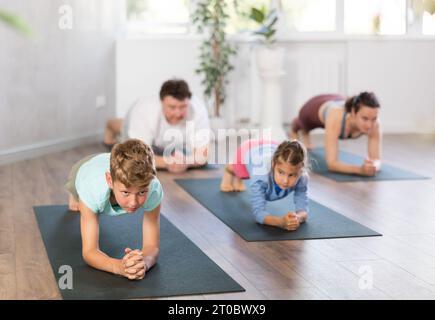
[83,250,123,275]
[142,246,159,270]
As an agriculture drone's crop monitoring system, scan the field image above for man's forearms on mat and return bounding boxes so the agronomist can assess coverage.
[186,156,208,168]
[187,146,209,168]
[154,155,200,169]
[154,153,208,169]
[154,156,168,169]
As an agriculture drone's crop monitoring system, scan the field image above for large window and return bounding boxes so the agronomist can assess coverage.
[126,0,190,34]
[282,0,336,32]
[344,0,406,35]
[226,0,270,35]
[422,11,435,34]
[125,0,435,36]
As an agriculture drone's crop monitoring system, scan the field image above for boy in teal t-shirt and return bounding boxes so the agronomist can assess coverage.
[65,139,163,280]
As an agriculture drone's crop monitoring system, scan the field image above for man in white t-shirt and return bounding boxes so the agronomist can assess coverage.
[104,79,210,173]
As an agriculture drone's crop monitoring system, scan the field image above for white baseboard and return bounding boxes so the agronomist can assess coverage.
[0,131,103,166]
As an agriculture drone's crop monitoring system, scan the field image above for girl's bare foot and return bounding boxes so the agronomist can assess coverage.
[220,165,235,192]
[69,194,80,212]
[232,177,246,192]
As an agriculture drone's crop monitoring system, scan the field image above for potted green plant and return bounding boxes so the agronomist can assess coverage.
[247,5,285,78]
[249,6,278,45]
[192,0,237,136]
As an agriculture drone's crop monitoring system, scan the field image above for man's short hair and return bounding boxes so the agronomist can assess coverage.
[159,79,192,101]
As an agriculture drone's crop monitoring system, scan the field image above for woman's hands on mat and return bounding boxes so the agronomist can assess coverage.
[120,248,147,280]
[360,159,378,176]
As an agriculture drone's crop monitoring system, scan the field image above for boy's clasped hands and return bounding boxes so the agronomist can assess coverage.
[120,248,147,280]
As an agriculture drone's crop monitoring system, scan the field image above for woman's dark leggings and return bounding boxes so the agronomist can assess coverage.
[291,94,344,133]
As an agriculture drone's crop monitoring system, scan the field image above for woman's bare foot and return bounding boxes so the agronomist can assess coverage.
[232,178,246,192]
[289,129,299,140]
[301,131,313,150]
[220,165,235,192]
[69,194,80,212]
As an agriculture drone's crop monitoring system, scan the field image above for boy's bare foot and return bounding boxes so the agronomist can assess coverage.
[232,178,246,192]
[69,194,80,212]
[220,165,235,192]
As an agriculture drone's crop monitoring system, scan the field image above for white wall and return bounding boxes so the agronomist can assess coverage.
[0,0,125,165]
[347,40,435,133]
[2,4,434,166]
[115,37,203,117]
[116,36,435,134]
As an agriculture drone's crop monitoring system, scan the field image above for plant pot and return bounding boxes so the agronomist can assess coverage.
[255,46,285,78]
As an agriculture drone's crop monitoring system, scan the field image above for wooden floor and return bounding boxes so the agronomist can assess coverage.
[1,133,435,300]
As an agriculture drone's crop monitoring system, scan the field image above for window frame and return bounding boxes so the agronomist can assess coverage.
[123,0,435,40]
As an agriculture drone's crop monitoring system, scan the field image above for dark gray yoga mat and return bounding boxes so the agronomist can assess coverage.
[33,205,244,300]
[175,178,381,242]
[309,148,430,182]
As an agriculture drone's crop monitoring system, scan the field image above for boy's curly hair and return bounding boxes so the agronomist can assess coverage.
[110,139,156,188]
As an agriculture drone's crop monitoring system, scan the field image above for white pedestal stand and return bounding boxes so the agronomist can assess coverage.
[256,46,287,142]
